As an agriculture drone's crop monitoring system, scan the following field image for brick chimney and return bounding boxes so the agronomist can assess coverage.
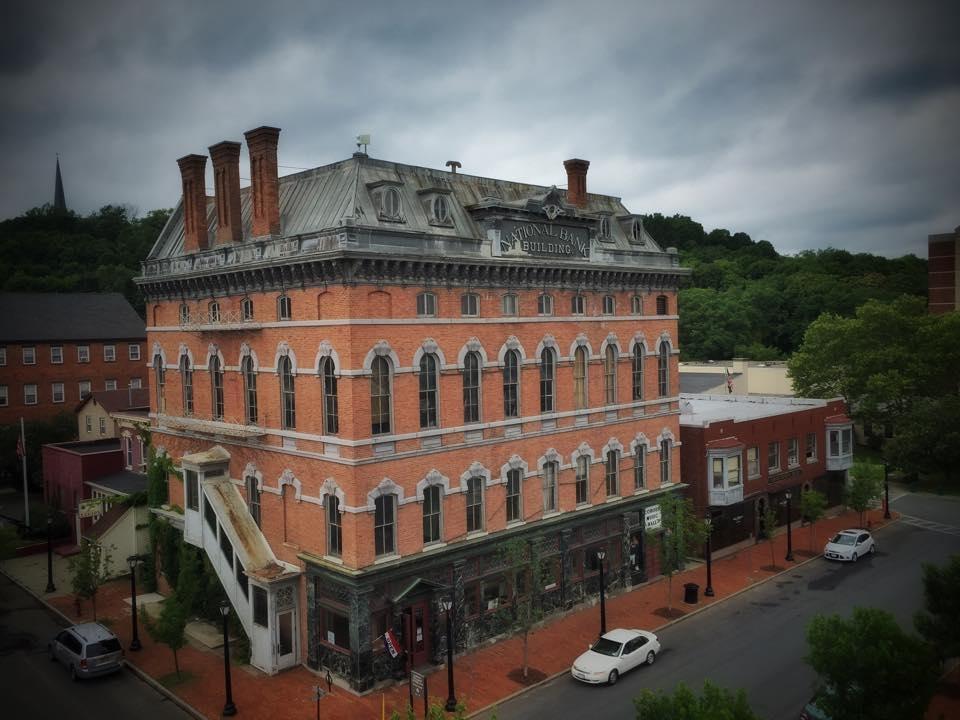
[177,154,209,253]
[244,126,282,237]
[209,141,243,245]
[563,158,590,208]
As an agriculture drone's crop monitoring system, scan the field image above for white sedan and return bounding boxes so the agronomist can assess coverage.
[571,628,660,685]
[824,529,876,562]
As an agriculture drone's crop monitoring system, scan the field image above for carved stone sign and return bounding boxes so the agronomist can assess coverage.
[499,220,590,259]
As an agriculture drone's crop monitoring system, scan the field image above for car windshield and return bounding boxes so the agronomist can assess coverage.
[590,638,623,657]
[830,534,856,546]
[86,638,122,657]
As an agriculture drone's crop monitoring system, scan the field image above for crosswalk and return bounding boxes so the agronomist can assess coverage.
[898,514,960,536]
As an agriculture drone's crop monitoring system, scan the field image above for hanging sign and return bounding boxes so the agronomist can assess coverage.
[644,504,662,531]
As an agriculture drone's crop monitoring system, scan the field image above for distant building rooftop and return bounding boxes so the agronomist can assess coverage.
[0,293,145,343]
[47,439,121,455]
[87,470,148,496]
[680,394,832,427]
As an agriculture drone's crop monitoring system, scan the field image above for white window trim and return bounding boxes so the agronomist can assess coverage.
[51,346,63,364]
[128,344,141,361]
[77,345,90,363]
[22,347,36,365]
[52,382,65,404]
[104,345,116,362]
[24,384,38,405]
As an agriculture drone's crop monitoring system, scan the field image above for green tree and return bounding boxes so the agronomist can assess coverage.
[633,680,761,719]
[68,538,113,619]
[759,506,779,569]
[805,607,937,720]
[496,537,547,681]
[914,555,960,664]
[646,494,707,612]
[847,464,882,527]
[800,490,828,553]
[885,395,960,492]
[146,595,188,679]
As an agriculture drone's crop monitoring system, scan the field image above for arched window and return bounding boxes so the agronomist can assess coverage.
[506,468,522,523]
[180,354,193,416]
[656,295,668,315]
[241,297,254,321]
[208,301,221,323]
[503,349,520,418]
[539,347,556,413]
[327,496,342,557]
[658,342,670,398]
[179,303,190,325]
[537,293,553,315]
[210,355,224,420]
[416,292,436,317]
[422,485,442,544]
[465,476,484,533]
[632,344,645,401]
[631,295,642,314]
[604,344,618,404]
[602,295,615,315]
[418,353,439,429]
[242,355,258,424]
[605,449,620,497]
[576,455,590,505]
[320,356,339,434]
[374,494,396,556]
[246,475,261,528]
[462,351,481,423]
[634,448,646,490]
[660,440,672,485]
[154,353,165,413]
[573,346,588,410]
[277,295,292,321]
[571,294,585,315]
[460,293,479,317]
[542,461,558,514]
[371,356,392,435]
[278,355,296,429]
[502,293,518,316]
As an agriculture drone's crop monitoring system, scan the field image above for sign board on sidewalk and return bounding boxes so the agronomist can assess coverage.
[411,670,425,698]
[78,498,104,518]
[644,504,662,531]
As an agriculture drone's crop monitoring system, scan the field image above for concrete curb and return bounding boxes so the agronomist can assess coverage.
[0,566,207,720]
[467,517,900,719]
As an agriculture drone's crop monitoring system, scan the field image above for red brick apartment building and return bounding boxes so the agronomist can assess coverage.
[679,394,854,551]
[0,293,146,424]
[928,226,959,314]
[137,127,689,684]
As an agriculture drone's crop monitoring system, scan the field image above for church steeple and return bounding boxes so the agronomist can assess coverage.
[54,155,66,212]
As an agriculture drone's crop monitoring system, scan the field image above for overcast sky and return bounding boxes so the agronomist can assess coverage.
[2,0,957,258]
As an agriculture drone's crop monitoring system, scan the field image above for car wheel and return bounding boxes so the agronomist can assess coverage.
[646,651,656,666]
[608,669,619,686]
[851,552,858,563]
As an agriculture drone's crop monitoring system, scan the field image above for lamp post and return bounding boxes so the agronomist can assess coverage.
[883,461,892,519]
[442,596,457,712]
[596,549,607,636]
[44,516,56,593]
[784,491,794,562]
[219,601,237,717]
[126,555,142,651]
[704,513,715,597]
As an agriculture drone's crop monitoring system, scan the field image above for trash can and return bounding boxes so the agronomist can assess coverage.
[683,582,699,604]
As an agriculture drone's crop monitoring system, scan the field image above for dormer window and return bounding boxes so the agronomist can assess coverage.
[631,218,645,244]
[433,195,450,224]
[597,215,611,240]
[378,187,402,221]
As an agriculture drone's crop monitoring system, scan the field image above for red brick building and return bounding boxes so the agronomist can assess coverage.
[928,226,959,314]
[0,293,146,424]
[679,394,854,551]
[137,127,689,683]
[41,438,122,541]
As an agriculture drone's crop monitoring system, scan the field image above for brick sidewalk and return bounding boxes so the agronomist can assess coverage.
[8,506,956,719]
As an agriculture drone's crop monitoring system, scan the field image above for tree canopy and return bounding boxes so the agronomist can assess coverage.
[914,555,960,663]
[634,680,761,720]
[805,607,938,720]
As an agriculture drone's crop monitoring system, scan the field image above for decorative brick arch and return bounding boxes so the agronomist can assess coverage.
[367,477,404,509]
[238,342,260,371]
[601,437,624,457]
[204,343,225,369]
[459,461,494,490]
[273,341,298,373]
[319,477,346,509]
[242,462,264,491]
[599,332,622,357]
[496,336,527,365]
[456,337,489,368]
[499,454,529,485]
[277,468,302,501]
[631,432,651,456]
[567,333,594,360]
[412,338,449,369]
[151,341,168,367]
[537,448,563,472]
[533,334,559,360]
[415,469,451,501]
[313,340,342,375]
[570,441,595,466]
[177,343,195,366]
[656,332,673,353]
[628,332,648,355]
[361,340,401,373]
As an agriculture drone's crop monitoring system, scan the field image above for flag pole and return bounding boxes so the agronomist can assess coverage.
[20,417,29,529]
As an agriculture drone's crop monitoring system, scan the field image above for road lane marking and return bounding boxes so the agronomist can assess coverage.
[898,514,960,536]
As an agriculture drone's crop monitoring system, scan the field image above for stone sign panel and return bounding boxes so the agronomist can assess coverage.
[499,220,590,260]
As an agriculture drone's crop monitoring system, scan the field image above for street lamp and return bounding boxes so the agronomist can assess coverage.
[704,513,715,597]
[441,596,457,712]
[126,555,142,651]
[883,461,892,519]
[596,549,607,636]
[45,516,56,593]
[784,491,794,562]
[219,601,237,717]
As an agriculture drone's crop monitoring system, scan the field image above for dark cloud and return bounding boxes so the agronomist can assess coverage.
[0,0,957,259]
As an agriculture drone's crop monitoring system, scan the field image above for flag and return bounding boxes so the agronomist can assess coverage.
[16,432,24,458]
[383,628,400,658]
[725,368,733,394]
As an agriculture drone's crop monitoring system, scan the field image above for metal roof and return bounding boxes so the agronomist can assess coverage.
[0,293,145,343]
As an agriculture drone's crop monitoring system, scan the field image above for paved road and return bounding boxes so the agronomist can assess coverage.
[0,573,191,720]
[490,492,960,720]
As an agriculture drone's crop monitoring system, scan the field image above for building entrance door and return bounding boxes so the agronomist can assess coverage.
[275,608,297,671]
[403,599,431,667]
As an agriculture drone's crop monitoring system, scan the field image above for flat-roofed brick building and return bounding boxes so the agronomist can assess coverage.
[928,226,959,314]
[137,127,689,684]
